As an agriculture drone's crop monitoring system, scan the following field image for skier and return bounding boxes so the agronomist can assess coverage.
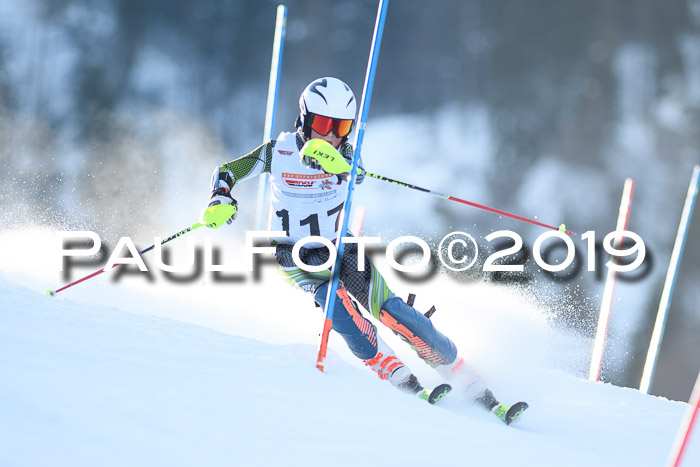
[202,77,527,424]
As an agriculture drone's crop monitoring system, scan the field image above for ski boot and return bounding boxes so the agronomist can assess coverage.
[476,389,529,426]
[396,374,453,405]
[365,337,452,405]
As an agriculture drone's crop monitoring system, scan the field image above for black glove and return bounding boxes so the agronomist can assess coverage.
[301,154,325,171]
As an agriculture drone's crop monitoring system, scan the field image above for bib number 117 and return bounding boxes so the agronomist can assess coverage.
[276,202,344,237]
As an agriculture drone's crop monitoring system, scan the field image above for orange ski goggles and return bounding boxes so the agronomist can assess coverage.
[309,114,354,138]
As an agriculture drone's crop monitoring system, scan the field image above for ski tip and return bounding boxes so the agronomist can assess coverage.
[428,383,452,405]
[505,401,529,426]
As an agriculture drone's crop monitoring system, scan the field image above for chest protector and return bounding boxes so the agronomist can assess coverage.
[268,132,348,247]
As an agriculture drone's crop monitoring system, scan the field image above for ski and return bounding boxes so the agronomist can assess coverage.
[420,383,452,405]
[493,401,529,426]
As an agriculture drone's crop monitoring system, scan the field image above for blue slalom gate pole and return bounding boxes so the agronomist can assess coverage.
[640,164,700,394]
[254,5,287,231]
[316,0,389,372]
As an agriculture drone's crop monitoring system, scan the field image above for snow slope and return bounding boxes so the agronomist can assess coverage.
[0,229,699,467]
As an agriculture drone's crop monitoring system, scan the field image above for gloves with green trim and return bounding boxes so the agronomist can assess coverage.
[202,186,238,229]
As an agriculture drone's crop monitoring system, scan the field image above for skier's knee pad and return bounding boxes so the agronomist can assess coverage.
[314,283,378,361]
[379,297,457,365]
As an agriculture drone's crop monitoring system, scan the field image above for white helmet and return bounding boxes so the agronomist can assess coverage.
[297,77,357,140]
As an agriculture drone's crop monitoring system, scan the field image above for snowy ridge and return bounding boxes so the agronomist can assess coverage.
[0,229,698,466]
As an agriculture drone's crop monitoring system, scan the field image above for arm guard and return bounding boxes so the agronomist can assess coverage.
[210,140,276,191]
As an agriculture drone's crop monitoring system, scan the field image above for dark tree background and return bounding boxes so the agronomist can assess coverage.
[1,0,698,401]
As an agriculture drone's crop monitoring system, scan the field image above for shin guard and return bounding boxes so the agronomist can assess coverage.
[314,282,378,361]
[379,297,457,366]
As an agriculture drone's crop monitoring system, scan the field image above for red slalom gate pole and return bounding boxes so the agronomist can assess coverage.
[668,370,700,467]
[360,169,575,235]
[589,178,635,382]
[47,221,204,296]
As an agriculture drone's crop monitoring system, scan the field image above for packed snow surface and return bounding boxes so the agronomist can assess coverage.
[0,229,698,467]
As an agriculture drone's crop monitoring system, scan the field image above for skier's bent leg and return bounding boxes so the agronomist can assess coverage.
[314,283,423,393]
[336,243,484,400]
[313,282,377,361]
[379,296,458,366]
[333,243,521,417]
[379,296,499,406]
